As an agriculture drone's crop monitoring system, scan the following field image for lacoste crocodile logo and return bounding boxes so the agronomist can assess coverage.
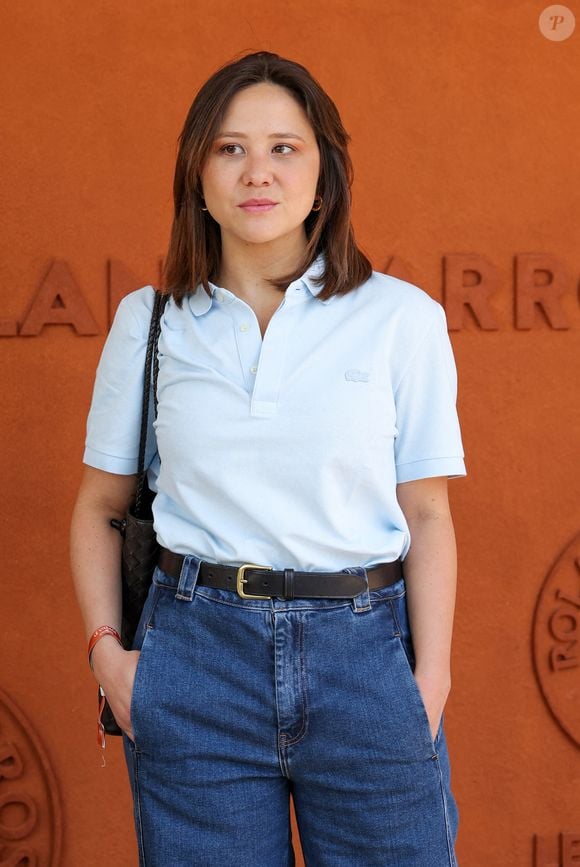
[344,369,370,382]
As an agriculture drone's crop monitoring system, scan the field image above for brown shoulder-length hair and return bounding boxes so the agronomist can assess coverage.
[161,50,372,305]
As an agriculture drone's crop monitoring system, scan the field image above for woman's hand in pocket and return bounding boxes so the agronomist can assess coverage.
[91,638,141,741]
[413,670,450,743]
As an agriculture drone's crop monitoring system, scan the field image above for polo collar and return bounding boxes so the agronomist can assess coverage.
[188,283,214,316]
[187,251,328,317]
[300,251,326,298]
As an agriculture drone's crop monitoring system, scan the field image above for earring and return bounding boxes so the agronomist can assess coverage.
[200,198,208,212]
[311,196,323,212]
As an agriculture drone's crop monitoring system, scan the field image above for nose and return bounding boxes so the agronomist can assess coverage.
[241,152,274,186]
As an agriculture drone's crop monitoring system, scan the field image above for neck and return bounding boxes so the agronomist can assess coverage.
[215,230,308,300]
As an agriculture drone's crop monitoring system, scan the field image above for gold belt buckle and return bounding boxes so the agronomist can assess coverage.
[236,564,274,599]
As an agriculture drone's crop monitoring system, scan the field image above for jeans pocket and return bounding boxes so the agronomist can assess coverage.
[388,589,445,754]
[129,583,163,749]
[396,636,445,754]
[129,640,148,748]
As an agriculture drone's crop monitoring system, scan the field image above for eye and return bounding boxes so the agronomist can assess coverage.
[219,144,243,155]
[272,144,295,154]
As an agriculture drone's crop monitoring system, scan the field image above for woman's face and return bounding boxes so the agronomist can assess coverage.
[200,82,321,253]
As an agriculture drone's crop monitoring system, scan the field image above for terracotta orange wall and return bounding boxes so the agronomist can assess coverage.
[1,2,579,865]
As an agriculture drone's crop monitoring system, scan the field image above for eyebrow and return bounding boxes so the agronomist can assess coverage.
[216,131,306,142]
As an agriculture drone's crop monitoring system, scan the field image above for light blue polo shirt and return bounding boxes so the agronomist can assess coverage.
[83,253,466,571]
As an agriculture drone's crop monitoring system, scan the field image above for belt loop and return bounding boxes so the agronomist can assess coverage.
[343,566,371,613]
[175,554,202,602]
[283,568,295,600]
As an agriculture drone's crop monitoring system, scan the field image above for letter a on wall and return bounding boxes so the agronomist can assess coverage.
[19,260,99,335]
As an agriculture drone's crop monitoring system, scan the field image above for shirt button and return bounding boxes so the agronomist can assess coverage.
[250,365,258,374]
[239,323,250,332]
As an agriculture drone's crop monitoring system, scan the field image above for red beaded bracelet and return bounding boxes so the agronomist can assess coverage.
[87,625,122,669]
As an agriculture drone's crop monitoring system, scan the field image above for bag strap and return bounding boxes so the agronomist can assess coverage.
[133,290,168,517]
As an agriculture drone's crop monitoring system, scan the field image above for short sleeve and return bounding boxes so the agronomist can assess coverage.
[394,302,466,483]
[83,286,156,474]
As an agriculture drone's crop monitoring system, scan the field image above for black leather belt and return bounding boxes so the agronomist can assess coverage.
[157,547,403,600]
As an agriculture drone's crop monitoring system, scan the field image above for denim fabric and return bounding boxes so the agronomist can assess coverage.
[123,557,459,866]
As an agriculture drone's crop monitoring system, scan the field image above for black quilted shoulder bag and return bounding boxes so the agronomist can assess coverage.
[98,289,167,740]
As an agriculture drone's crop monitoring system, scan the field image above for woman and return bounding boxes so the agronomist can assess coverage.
[71,50,466,866]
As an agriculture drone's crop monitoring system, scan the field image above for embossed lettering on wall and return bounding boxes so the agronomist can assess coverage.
[0,254,578,336]
[532,533,580,748]
[0,261,100,338]
[534,831,580,867]
[443,253,574,331]
[0,688,62,866]
[0,258,162,338]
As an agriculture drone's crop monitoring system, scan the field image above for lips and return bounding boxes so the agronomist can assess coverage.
[239,198,277,207]
[238,199,278,213]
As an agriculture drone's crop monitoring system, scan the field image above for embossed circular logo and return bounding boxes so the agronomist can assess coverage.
[533,533,580,748]
[539,5,576,41]
[0,687,62,865]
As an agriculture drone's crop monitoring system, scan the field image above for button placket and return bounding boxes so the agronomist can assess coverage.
[220,284,306,410]
[249,305,296,418]
[230,305,261,394]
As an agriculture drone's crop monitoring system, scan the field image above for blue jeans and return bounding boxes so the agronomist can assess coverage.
[123,556,459,866]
